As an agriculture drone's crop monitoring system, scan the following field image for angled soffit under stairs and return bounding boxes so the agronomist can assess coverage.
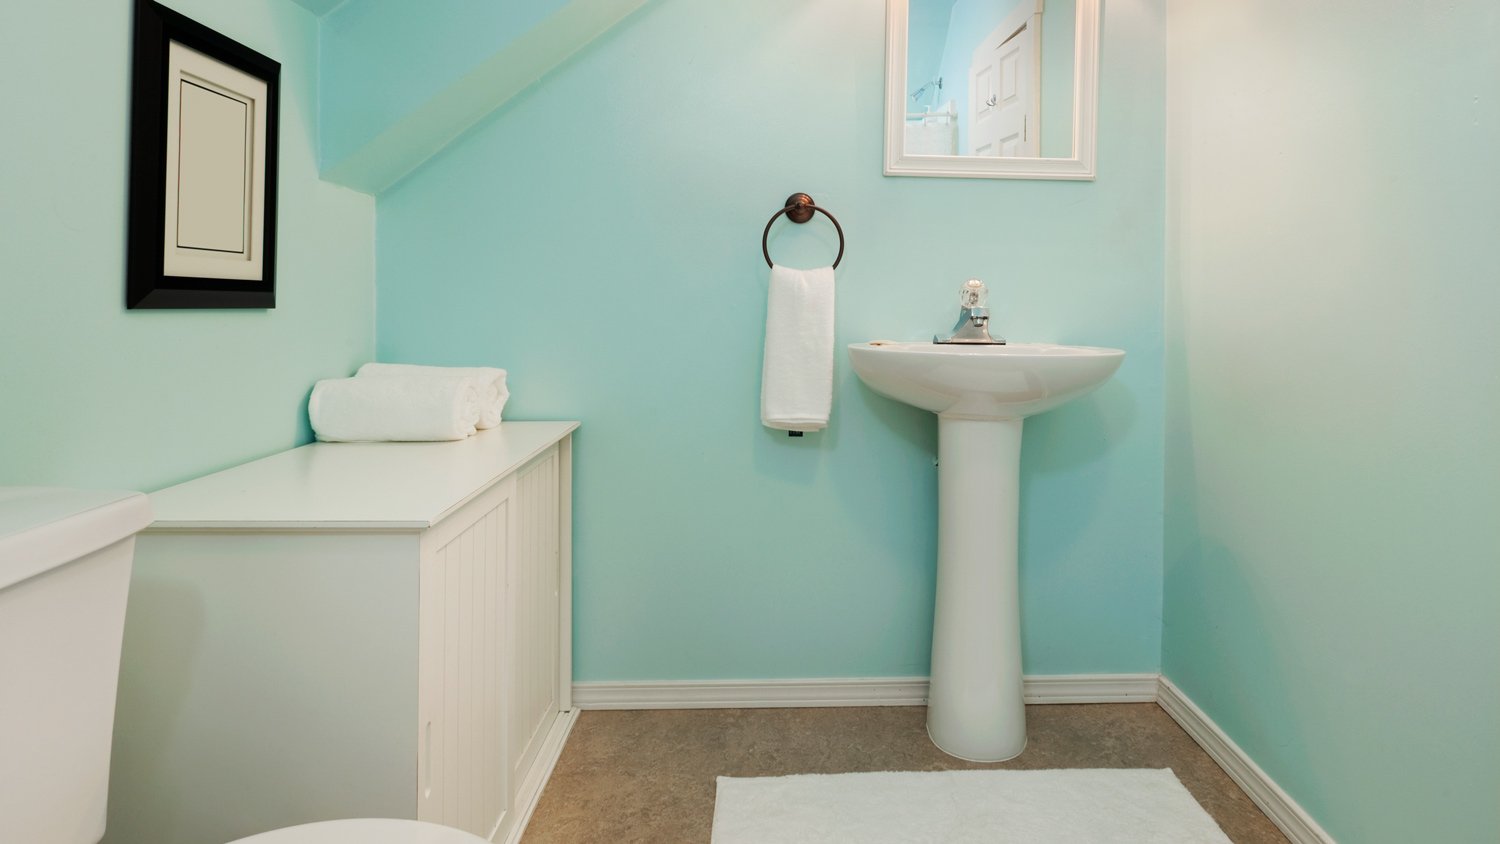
[289,0,346,16]
[318,0,652,195]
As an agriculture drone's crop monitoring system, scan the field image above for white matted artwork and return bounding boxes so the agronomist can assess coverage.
[162,42,267,281]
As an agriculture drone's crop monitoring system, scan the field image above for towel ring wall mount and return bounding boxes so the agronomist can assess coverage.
[762,193,845,270]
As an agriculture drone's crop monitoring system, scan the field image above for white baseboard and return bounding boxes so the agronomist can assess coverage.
[1025,673,1162,704]
[571,673,1159,710]
[1157,677,1334,844]
[501,707,579,844]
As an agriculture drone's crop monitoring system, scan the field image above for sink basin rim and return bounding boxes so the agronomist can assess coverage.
[848,341,1124,357]
[847,340,1125,420]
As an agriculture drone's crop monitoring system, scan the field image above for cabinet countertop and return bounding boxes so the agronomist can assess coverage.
[146,421,578,532]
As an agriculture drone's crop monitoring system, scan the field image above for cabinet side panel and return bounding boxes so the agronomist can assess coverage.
[106,532,420,844]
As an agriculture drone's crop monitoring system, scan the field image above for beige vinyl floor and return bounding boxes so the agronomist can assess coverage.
[522,703,1289,843]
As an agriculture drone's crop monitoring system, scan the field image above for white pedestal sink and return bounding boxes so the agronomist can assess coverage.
[848,341,1125,761]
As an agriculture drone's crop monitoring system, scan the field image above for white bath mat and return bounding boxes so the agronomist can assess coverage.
[711,768,1231,843]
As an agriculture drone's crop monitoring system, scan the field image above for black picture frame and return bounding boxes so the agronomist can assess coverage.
[127,0,280,309]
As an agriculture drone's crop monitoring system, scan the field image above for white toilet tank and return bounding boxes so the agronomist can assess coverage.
[0,487,152,844]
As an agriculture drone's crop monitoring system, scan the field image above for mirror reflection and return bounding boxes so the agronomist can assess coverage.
[904,0,1075,158]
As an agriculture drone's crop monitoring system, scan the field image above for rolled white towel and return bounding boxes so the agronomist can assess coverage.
[356,363,509,429]
[309,376,481,442]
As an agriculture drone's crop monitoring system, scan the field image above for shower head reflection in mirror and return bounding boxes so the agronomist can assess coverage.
[885,0,1100,180]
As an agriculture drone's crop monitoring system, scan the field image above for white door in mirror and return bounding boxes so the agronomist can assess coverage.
[968,7,1038,157]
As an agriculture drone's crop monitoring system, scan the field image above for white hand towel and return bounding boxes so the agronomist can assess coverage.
[356,363,509,429]
[309,376,481,442]
[760,265,835,432]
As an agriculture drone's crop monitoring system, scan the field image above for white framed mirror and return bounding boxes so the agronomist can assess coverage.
[885,0,1100,180]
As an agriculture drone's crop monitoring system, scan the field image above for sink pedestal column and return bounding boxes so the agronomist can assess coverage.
[927,415,1026,761]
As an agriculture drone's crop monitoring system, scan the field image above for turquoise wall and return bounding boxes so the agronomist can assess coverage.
[1164,1,1500,842]
[319,0,572,171]
[376,0,1166,682]
[0,0,374,492]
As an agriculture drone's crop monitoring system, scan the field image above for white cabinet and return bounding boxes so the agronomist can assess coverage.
[106,423,577,844]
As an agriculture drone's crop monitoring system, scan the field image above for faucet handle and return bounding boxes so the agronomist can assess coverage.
[960,279,988,309]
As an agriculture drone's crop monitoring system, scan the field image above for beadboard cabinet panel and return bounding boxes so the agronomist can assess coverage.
[418,478,514,837]
[509,450,560,790]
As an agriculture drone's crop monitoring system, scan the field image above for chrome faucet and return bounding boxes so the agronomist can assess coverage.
[934,279,1005,345]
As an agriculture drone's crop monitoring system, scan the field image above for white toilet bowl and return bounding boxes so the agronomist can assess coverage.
[0,488,486,844]
[228,819,487,844]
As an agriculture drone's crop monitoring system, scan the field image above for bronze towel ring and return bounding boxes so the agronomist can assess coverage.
[762,193,845,270]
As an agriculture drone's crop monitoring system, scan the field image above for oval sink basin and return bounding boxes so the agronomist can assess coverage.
[848,342,1125,420]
